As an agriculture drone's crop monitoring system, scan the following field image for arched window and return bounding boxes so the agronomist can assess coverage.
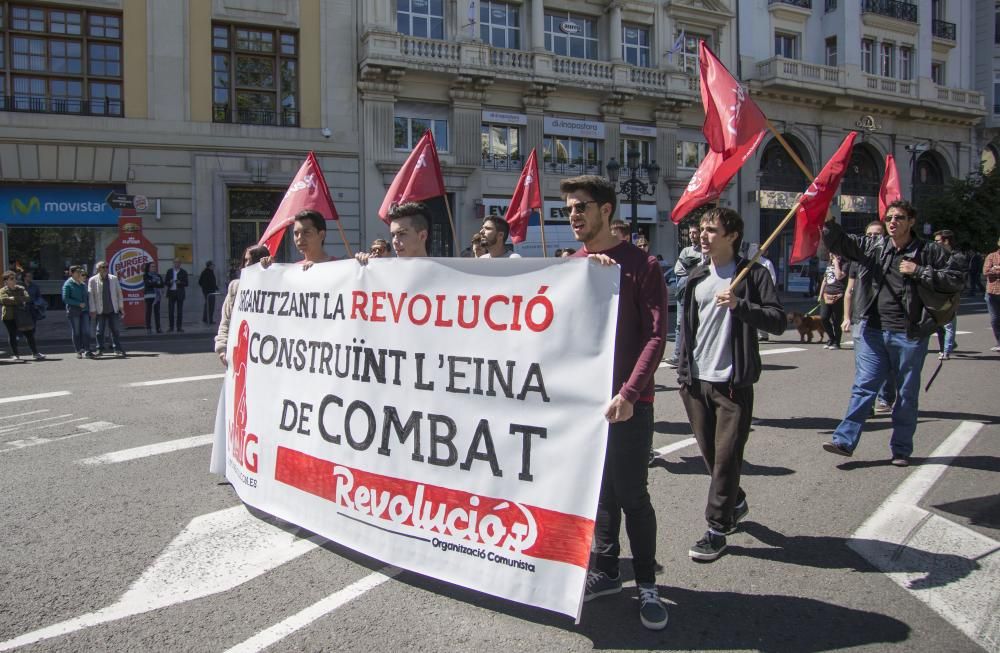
[758,137,810,191]
[841,145,881,197]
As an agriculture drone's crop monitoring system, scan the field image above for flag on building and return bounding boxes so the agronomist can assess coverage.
[666,30,685,64]
[878,154,902,220]
[378,130,447,225]
[258,151,339,256]
[503,149,542,244]
[790,131,858,264]
[671,41,768,223]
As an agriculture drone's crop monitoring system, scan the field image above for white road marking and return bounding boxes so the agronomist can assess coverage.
[0,420,118,455]
[849,421,999,651]
[0,409,47,420]
[0,506,322,652]
[76,421,121,433]
[759,347,807,356]
[223,568,401,653]
[956,330,972,335]
[0,390,71,405]
[0,416,86,436]
[78,434,213,465]
[0,413,74,433]
[125,374,224,387]
[654,437,696,457]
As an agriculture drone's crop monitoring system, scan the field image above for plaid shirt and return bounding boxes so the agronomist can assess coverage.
[986,250,1000,295]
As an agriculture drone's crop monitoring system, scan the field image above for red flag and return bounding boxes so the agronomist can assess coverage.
[671,42,768,223]
[503,149,542,244]
[790,131,858,264]
[378,130,447,225]
[878,154,902,220]
[258,152,339,256]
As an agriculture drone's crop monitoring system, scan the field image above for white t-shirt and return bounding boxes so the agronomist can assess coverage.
[691,260,737,383]
[480,250,522,258]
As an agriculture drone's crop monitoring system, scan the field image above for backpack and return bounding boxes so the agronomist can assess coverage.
[913,241,962,327]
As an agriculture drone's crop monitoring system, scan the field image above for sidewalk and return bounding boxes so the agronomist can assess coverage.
[31,312,218,344]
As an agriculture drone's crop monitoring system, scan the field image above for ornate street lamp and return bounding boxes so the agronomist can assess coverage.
[605,149,660,238]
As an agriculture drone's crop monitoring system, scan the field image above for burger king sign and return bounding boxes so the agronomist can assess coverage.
[106,216,158,327]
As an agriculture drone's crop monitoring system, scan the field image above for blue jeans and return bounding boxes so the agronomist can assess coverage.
[936,317,957,354]
[66,308,91,354]
[95,312,124,353]
[987,293,1000,346]
[832,321,929,458]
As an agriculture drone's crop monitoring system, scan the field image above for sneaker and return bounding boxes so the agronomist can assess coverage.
[84,351,96,359]
[992,345,1000,352]
[823,344,832,350]
[822,441,853,457]
[722,500,750,535]
[873,401,892,414]
[637,583,668,631]
[583,569,622,602]
[116,351,127,358]
[891,456,910,467]
[94,349,103,357]
[33,353,45,361]
[830,343,841,350]
[11,354,21,361]
[648,449,658,468]
[77,352,84,359]
[942,352,950,360]
[663,358,678,369]
[689,531,727,561]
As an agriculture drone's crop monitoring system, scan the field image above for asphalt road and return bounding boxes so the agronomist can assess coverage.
[1,302,997,653]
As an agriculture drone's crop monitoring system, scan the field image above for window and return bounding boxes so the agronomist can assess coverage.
[994,72,1000,113]
[544,12,597,60]
[879,42,894,77]
[675,31,711,75]
[996,2,1000,44]
[0,5,122,116]
[898,46,912,80]
[861,38,874,73]
[931,0,944,20]
[825,0,838,11]
[774,32,799,59]
[395,115,448,151]
[212,23,298,127]
[825,36,837,67]
[620,138,654,168]
[481,122,521,169]
[398,0,444,40]
[932,61,945,85]
[543,136,600,174]
[622,24,650,68]
[480,2,519,49]
[676,141,708,169]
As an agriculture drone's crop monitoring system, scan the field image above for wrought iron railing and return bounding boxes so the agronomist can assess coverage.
[768,0,812,8]
[213,104,299,127]
[861,0,917,22]
[932,19,956,40]
[0,95,122,116]
[543,160,602,176]
[481,154,524,171]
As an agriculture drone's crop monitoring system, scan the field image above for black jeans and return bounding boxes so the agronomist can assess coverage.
[3,320,39,356]
[680,381,754,533]
[820,296,844,346]
[202,291,216,323]
[167,291,184,330]
[594,402,657,584]
[145,298,161,332]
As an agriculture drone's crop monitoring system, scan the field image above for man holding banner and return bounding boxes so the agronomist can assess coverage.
[563,175,669,631]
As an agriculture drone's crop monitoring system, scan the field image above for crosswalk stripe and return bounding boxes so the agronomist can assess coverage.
[125,374,224,387]
[0,391,71,405]
[78,434,214,465]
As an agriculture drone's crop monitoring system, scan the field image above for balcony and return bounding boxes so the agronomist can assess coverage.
[756,57,843,91]
[359,32,697,101]
[481,154,524,171]
[932,19,956,41]
[0,95,123,117]
[768,0,811,7]
[213,104,299,128]
[861,0,917,23]
[863,74,916,97]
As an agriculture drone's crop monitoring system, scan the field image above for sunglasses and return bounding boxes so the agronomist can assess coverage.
[559,200,599,218]
[885,214,910,222]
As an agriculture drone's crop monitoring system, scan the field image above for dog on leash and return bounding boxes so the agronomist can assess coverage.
[788,311,825,343]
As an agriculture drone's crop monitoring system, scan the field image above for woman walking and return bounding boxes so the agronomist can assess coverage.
[818,253,847,350]
[1,270,45,361]
[62,266,93,358]
[216,245,270,367]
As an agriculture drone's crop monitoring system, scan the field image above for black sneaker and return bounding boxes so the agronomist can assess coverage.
[637,583,668,631]
[583,569,622,602]
[822,441,853,457]
[689,531,727,561]
[722,500,750,535]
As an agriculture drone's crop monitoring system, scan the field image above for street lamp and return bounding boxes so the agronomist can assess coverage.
[605,149,661,238]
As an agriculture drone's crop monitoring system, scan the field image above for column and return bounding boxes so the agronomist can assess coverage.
[531,0,545,52]
[609,4,623,63]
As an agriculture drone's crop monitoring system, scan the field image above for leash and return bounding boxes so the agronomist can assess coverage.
[804,303,821,317]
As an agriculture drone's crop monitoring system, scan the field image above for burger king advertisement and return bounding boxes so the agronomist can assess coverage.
[106,216,158,327]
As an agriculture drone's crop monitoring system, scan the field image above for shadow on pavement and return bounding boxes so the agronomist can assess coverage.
[932,494,1000,529]
[733,523,979,591]
[751,416,893,433]
[651,455,794,477]
[653,421,694,436]
[837,454,1000,473]
[760,363,797,371]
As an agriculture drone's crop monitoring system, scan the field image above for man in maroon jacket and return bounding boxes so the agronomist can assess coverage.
[564,175,669,631]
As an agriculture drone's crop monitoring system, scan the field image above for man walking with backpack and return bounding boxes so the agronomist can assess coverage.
[820,201,964,466]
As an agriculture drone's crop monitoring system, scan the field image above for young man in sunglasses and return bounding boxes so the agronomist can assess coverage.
[821,200,964,466]
[562,174,669,631]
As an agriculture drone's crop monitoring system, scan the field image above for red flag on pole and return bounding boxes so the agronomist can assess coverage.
[378,130,447,225]
[503,149,542,244]
[258,152,339,256]
[790,131,858,264]
[671,41,768,223]
[878,154,902,221]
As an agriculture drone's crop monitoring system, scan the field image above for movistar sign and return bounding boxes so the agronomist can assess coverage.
[0,186,124,225]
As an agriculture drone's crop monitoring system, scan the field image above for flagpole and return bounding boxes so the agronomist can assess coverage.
[766,121,815,181]
[729,200,801,290]
[333,219,353,257]
[443,198,460,256]
[538,212,548,257]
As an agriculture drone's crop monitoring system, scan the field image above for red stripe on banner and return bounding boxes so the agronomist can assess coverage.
[274,446,593,568]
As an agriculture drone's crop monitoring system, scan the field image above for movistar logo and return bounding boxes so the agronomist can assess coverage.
[10,197,41,215]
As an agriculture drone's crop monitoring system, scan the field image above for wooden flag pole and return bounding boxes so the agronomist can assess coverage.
[728,199,801,290]
[767,121,815,182]
[538,211,548,257]
[333,219,353,257]
[443,197,460,256]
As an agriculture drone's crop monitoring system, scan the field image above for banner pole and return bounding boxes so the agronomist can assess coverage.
[443,197,460,256]
[538,210,549,257]
[333,219,353,257]
[729,199,801,290]
[767,120,815,181]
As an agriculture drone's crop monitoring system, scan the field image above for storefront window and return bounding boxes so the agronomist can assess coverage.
[481,123,521,170]
[227,188,287,277]
[543,136,600,174]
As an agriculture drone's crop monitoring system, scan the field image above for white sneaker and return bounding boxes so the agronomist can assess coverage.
[992,345,1000,352]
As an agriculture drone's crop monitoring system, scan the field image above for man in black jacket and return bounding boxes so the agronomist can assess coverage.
[676,208,786,562]
[820,200,965,466]
[164,258,189,332]
[199,261,219,324]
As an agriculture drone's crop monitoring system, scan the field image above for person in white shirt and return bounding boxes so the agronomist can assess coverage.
[478,216,521,258]
[88,261,126,357]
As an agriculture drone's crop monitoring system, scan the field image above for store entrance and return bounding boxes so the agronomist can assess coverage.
[227,188,289,279]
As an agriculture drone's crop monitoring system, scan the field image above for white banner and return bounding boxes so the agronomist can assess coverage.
[543,117,606,139]
[214,258,620,619]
